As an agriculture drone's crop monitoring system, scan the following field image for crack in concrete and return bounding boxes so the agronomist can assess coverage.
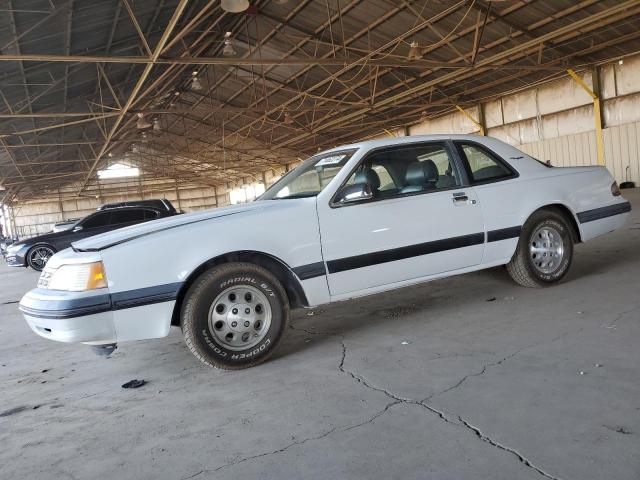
[458,417,561,480]
[425,327,584,401]
[257,321,570,479]
[338,339,564,480]
[190,400,401,478]
[603,304,640,328]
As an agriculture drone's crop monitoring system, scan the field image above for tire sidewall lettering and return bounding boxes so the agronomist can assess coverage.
[191,269,284,365]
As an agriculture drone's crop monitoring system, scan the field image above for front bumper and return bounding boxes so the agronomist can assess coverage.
[5,245,28,267]
[19,288,116,344]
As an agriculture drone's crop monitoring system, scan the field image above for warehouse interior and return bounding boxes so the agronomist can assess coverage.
[1,1,640,479]
[2,0,640,235]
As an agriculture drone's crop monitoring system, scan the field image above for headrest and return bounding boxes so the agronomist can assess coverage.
[405,160,439,186]
[354,168,381,190]
[421,160,439,183]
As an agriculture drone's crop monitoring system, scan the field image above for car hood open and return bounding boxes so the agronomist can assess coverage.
[71,201,282,252]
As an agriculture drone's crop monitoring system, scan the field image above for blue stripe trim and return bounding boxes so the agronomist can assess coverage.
[576,202,631,223]
[19,283,182,320]
[111,282,182,309]
[292,262,326,280]
[487,226,521,242]
[326,232,485,274]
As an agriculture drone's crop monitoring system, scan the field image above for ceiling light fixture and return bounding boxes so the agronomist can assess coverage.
[136,113,152,129]
[223,32,237,57]
[191,71,203,91]
[220,0,249,13]
[407,42,423,61]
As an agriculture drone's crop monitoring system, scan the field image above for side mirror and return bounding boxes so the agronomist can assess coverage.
[335,183,373,204]
[73,225,83,232]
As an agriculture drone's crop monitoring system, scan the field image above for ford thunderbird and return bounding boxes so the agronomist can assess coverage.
[19,135,631,369]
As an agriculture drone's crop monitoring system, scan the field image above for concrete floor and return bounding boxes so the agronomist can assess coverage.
[1,190,639,480]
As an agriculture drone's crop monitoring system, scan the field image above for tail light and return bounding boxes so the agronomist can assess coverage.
[611,181,621,196]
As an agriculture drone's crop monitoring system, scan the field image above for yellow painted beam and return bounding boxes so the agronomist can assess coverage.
[455,105,484,135]
[567,69,604,165]
[566,69,597,99]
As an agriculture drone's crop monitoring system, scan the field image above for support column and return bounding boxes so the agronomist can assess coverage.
[567,68,605,165]
[57,188,65,221]
[174,178,182,210]
[455,105,484,135]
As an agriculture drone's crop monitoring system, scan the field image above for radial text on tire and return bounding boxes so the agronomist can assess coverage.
[180,262,290,369]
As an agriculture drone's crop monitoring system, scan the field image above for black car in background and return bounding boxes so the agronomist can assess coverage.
[5,200,178,271]
[97,198,178,213]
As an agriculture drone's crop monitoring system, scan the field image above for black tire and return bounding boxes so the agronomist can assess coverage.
[180,262,289,369]
[507,209,574,288]
[26,244,56,271]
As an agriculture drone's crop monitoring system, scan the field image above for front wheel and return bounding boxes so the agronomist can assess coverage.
[507,209,574,287]
[181,263,289,369]
[27,245,56,271]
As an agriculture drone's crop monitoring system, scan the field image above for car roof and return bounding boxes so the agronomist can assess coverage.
[320,134,496,154]
[90,205,162,214]
[97,198,173,211]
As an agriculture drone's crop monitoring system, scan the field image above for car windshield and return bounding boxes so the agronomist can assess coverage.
[260,149,357,200]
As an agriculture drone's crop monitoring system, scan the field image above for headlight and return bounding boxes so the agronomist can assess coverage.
[45,262,108,291]
[6,243,22,253]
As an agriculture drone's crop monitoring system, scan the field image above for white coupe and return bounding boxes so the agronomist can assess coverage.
[20,135,631,369]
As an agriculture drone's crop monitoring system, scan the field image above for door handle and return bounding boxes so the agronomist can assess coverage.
[452,192,476,205]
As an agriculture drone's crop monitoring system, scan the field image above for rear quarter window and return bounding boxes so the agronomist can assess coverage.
[458,143,516,183]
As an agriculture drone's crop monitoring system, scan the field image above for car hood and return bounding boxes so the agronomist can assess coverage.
[8,230,69,250]
[71,200,295,252]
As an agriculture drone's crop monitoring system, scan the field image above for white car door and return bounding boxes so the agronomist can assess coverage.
[316,141,485,298]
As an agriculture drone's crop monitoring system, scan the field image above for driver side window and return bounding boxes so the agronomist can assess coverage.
[346,143,461,200]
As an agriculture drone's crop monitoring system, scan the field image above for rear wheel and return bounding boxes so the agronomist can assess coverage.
[27,245,55,271]
[507,209,574,287]
[181,263,289,369]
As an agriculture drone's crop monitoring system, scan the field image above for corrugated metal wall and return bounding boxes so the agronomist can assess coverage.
[518,121,640,185]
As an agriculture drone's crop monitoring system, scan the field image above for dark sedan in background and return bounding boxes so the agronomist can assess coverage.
[5,199,178,271]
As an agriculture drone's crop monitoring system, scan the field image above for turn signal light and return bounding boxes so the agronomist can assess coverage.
[87,262,108,290]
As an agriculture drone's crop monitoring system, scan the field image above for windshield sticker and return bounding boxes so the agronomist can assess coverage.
[316,155,346,166]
